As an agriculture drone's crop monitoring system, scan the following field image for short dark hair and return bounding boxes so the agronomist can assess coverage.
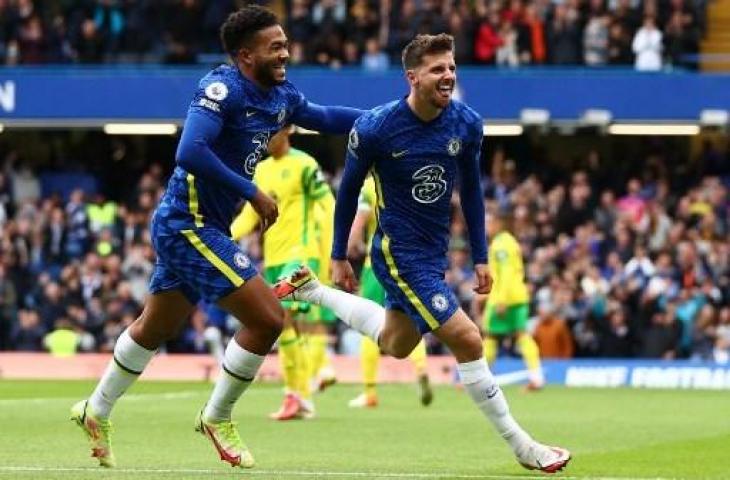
[401,33,454,70]
[220,5,280,55]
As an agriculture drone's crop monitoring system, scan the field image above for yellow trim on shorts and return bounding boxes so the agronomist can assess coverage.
[186,173,204,228]
[181,229,244,287]
[381,235,439,330]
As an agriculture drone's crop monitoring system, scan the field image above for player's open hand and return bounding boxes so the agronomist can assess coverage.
[332,259,359,292]
[473,263,493,295]
[251,190,278,233]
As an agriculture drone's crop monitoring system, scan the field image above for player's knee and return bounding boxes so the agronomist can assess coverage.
[129,315,174,348]
[380,333,417,359]
[390,346,412,359]
[460,334,484,361]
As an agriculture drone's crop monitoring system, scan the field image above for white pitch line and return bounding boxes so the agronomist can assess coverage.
[0,466,685,480]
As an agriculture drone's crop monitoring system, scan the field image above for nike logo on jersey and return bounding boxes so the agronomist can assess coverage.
[391,150,408,158]
[246,111,256,117]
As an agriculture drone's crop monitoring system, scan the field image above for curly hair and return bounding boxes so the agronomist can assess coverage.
[401,34,454,70]
[220,5,280,55]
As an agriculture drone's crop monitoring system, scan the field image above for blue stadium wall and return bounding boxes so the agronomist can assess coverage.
[0,67,729,122]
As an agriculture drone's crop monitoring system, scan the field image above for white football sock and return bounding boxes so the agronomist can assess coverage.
[307,285,383,344]
[88,329,156,419]
[457,358,533,453]
[203,338,265,421]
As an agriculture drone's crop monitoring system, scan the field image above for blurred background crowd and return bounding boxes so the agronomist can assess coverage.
[1,136,728,361]
[0,0,705,70]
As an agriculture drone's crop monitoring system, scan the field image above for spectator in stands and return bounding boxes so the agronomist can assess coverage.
[9,309,45,351]
[42,207,66,268]
[632,15,663,71]
[361,37,389,71]
[121,245,153,305]
[640,306,681,358]
[162,0,201,64]
[92,0,125,56]
[0,263,17,350]
[43,316,93,357]
[546,3,581,65]
[520,3,546,64]
[583,5,610,66]
[37,281,67,331]
[123,0,159,60]
[86,193,117,235]
[607,21,634,65]
[714,307,730,363]
[474,11,502,65]
[8,160,40,207]
[347,0,379,47]
[691,304,717,360]
[447,10,475,64]
[496,19,519,67]
[73,18,106,63]
[533,304,574,358]
[0,172,12,226]
[598,305,635,357]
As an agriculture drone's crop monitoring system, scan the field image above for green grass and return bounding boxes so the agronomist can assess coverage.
[0,380,728,479]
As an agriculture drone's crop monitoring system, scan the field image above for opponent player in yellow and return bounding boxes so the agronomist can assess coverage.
[231,126,334,420]
[310,188,338,391]
[347,176,433,408]
[480,210,544,389]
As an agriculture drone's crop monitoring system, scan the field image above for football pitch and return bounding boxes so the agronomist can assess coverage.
[0,380,728,480]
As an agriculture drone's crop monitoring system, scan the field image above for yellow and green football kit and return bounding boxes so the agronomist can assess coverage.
[482,231,541,380]
[355,177,428,404]
[231,148,333,400]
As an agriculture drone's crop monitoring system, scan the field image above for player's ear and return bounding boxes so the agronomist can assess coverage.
[405,69,418,88]
[237,47,254,68]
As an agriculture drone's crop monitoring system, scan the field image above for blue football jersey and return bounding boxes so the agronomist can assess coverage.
[345,98,484,268]
[155,64,307,234]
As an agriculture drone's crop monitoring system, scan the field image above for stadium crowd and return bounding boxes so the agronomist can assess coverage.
[0,138,728,361]
[0,0,704,70]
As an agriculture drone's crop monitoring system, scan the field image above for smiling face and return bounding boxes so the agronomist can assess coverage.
[238,25,290,88]
[407,50,456,110]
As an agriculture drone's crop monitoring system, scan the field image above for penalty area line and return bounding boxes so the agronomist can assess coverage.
[0,466,684,480]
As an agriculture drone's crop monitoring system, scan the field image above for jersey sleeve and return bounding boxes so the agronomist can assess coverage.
[458,117,487,265]
[189,73,242,124]
[285,82,363,134]
[301,158,332,200]
[331,115,377,260]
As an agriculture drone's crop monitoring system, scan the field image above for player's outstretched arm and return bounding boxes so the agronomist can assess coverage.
[331,123,373,290]
[176,110,259,200]
[291,102,364,134]
[458,123,488,267]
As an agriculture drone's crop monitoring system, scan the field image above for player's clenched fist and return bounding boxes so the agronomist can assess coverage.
[331,259,359,292]
[251,189,278,232]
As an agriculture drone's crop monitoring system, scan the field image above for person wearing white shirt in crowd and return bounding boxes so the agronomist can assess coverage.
[632,15,663,71]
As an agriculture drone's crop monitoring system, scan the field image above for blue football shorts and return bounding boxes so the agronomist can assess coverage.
[149,225,258,304]
[370,234,458,334]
